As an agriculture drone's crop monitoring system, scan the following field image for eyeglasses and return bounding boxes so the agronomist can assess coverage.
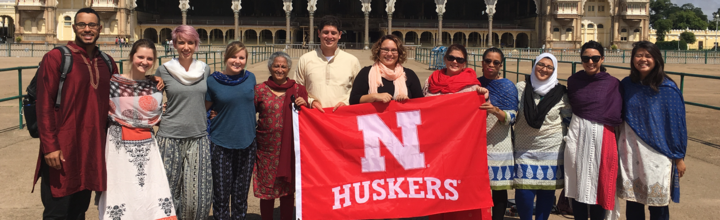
[581,56,602,63]
[380,48,399,54]
[446,55,466,63]
[483,59,502,66]
[74,22,99,29]
[536,62,555,71]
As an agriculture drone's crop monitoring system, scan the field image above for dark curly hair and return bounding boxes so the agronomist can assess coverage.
[370,35,407,65]
[317,15,342,32]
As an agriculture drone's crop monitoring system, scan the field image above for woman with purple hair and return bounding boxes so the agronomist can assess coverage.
[154,25,213,220]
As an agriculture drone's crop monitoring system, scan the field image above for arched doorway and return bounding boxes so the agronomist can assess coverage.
[244,29,258,45]
[209,29,223,45]
[468,32,481,47]
[404,31,418,45]
[442,32,451,45]
[226,29,236,42]
[419,31,433,46]
[143,28,158,43]
[258,30,273,45]
[196,29,208,44]
[159,28,172,44]
[516,33,529,48]
[391,31,403,40]
[0,16,14,42]
[452,32,466,46]
[500,33,514,48]
[276,30,287,44]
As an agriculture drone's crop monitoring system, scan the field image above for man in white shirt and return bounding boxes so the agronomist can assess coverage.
[294,15,361,112]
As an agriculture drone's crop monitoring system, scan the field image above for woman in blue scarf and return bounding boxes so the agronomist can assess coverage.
[205,41,257,220]
[478,48,518,220]
[617,41,687,220]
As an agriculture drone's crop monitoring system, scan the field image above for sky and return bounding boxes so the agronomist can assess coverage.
[673,0,720,20]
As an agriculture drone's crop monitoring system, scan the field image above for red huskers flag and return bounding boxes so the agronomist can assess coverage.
[293,92,493,219]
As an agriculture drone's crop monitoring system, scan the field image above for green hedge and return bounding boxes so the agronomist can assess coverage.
[655,40,688,50]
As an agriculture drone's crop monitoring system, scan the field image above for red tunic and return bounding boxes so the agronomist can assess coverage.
[32,42,117,198]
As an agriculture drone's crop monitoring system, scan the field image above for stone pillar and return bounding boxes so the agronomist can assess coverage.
[363,11,370,49]
[307,0,317,44]
[180,0,190,25]
[485,0,497,47]
[283,0,292,44]
[232,1,241,41]
[436,0,446,46]
[386,0,395,34]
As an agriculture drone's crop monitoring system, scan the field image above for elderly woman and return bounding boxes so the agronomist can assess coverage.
[423,44,490,220]
[155,25,213,219]
[255,51,309,220]
[564,41,621,220]
[617,41,686,220]
[205,41,257,220]
[513,53,571,220]
[475,47,518,220]
[350,35,424,104]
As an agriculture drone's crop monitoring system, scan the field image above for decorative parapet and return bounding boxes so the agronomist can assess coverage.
[16,0,44,6]
[91,0,117,8]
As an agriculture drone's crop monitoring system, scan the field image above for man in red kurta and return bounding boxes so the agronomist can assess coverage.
[32,8,118,219]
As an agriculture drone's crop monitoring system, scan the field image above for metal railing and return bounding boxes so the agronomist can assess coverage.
[0,47,281,130]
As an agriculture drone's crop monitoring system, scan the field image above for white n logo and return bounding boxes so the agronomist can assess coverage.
[357,110,425,172]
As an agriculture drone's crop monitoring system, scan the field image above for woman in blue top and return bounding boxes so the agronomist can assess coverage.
[205,41,257,220]
[617,41,687,220]
[477,47,518,220]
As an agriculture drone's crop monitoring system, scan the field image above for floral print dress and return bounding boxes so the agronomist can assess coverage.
[253,83,294,199]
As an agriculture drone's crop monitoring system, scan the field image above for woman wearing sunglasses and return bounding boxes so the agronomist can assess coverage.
[513,53,571,220]
[350,35,424,105]
[616,41,686,220]
[564,41,622,220]
[476,48,518,220]
[423,44,490,220]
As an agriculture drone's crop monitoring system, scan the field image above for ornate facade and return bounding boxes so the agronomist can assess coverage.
[8,0,650,49]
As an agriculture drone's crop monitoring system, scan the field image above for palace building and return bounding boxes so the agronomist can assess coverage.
[6,0,650,49]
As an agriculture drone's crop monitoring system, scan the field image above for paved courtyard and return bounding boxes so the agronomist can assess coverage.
[0,49,719,219]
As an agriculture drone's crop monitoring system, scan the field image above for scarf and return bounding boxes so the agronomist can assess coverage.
[530,53,559,96]
[212,70,250,86]
[163,58,206,85]
[478,77,518,111]
[523,78,566,129]
[428,68,481,94]
[368,62,407,98]
[266,77,309,183]
[567,71,623,126]
[621,77,686,203]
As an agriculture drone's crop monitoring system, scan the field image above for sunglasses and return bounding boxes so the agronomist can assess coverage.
[446,55,466,63]
[581,56,602,63]
[483,59,502,66]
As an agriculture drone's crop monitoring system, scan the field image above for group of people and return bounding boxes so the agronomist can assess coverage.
[33,7,686,220]
[114,36,130,47]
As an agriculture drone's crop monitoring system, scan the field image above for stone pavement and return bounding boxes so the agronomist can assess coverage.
[0,49,719,220]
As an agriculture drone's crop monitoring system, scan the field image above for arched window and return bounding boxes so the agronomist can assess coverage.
[64,16,71,26]
[553,28,560,32]
[621,28,628,32]
[566,28,573,32]
[597,24,604,28]
[634,29,640,33]
[588,24,595,28]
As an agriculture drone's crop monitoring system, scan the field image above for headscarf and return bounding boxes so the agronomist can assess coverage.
[530,53,559,96]
[477,77,518,111]
[264,77,309,183]
[523,53,567,129]
[368,62,407,98]
[163,58,206,85]
[427,68,481,94]
[567,70,622,126]
[621,77,686,203]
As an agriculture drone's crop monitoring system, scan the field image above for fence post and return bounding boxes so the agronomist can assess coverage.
[622,50,625,63]
[705,50,708,64]
[572,62,576,74]
[31,42,34,57]
[502,57,507,79]
[663,50,667,62]
[685,50,687,64]
[18,69,24,129]
[213,52,217,71]
[8,42,10,57]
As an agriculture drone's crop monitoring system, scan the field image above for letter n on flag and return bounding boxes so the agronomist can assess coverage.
[293,92,493,219]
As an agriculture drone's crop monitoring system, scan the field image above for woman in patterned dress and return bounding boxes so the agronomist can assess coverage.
[617,41,687,220]
[423,44,491,220]
[254,51,309,220]
[477,48,518,220]
[99,39,177,220]
[513,53,571,220]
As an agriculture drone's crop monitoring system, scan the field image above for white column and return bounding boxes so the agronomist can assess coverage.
[435,0,447,46]
[284,0,293,44]
[485,0,497,47]
[386,0,395,34]
[361,0,371,49]
[180,0,189,25]
[308,0,317,44]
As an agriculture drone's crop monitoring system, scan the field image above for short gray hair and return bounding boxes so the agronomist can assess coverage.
[267,51,292,70]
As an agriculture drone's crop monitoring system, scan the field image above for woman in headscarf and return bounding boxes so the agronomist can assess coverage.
[350,35,424,105]
[564,41,622,220]
[154,25,213,219]
[254,51,309,220]
[205,41,257,220]
[424,44,490,220]
[476,47,518,220]
[513,53,571,220]
[617,41,686,220]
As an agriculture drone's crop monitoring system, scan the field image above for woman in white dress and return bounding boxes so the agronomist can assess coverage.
[617,41,687,220]
[99,39,177,220]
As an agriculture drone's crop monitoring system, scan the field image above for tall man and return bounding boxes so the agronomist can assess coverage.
[294,15,361,112]
[32,8,118,219]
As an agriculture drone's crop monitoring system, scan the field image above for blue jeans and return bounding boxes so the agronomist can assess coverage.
[626,201,669,220]
[515,189,556,220]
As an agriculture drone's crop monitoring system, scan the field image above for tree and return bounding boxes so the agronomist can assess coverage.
[680,31,696,44]
[655,19,673,41]
[669,9,708,30]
